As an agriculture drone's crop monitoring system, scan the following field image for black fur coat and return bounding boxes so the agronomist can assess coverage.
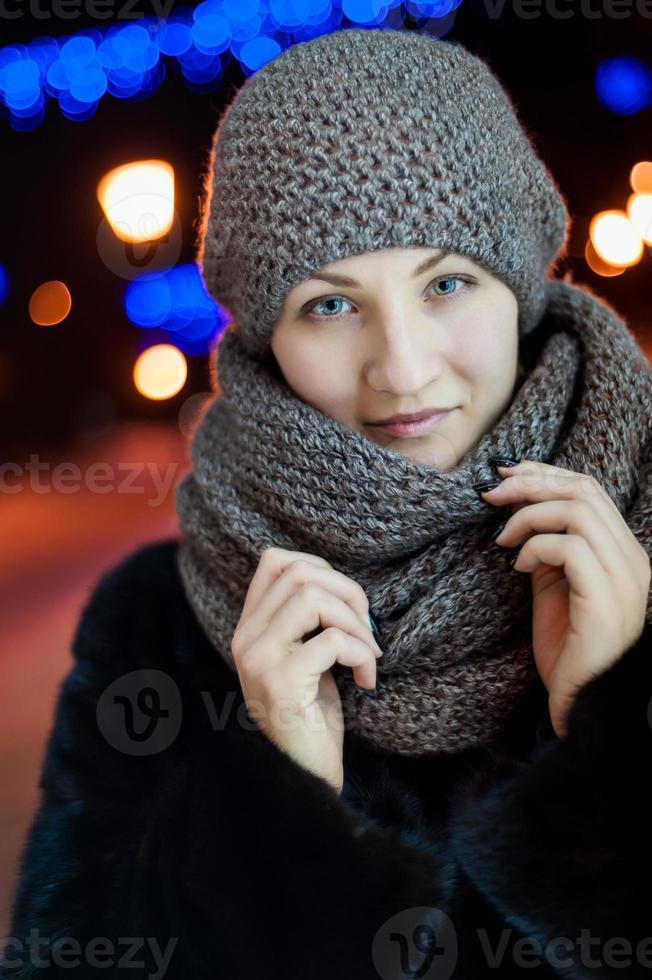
[4,539,652,979]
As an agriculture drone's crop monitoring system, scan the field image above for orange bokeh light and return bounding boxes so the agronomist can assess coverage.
[133,344,187,400]
[630,161,652,195]
[589,210,644,268]
[29,280,72,326]
[584,239,627,277]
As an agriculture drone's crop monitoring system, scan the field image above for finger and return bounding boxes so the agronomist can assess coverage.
[495,460,624,521]
[513,532,612,605]
[272,629,377,696]
[241,584,380,678]
[483,471,634,561]
[495,498,633,583]
[240,547,332,622]
[237,559,376,655]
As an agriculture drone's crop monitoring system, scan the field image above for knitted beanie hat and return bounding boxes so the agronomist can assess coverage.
[196,27,571,362]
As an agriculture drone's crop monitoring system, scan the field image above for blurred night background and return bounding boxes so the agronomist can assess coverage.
[1,0,652,939]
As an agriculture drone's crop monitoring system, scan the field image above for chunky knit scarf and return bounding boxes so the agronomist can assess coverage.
[175,278,652,756]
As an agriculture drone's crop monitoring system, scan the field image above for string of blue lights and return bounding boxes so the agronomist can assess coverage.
[0,0,462,130]
[1,9,649,132]
[2,16,650,364]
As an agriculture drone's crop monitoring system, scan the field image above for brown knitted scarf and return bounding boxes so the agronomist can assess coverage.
[174,278,652,756]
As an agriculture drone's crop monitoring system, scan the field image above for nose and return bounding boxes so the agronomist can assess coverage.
[364,305,443,392]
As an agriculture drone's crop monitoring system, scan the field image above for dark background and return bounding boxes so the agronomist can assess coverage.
[2,5,651,461]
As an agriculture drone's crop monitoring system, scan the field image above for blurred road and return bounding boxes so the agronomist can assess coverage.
[0,421,190,939]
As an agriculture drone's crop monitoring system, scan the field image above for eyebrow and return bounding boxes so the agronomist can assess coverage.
[306,249,455,287]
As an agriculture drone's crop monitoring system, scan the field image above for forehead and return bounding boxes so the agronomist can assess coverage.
[292,248,484,289]
[320,246,462,270]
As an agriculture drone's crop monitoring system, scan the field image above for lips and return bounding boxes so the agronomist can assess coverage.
[368,408,454,425]
[369,410,453,438]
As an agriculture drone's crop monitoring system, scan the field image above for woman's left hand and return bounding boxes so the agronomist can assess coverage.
[481,459,651,739]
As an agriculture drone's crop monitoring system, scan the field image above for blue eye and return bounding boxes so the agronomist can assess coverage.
[302,275,473,322]
[308,296,354,319]
[429,276,470,298]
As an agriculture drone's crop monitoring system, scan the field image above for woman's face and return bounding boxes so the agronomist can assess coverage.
[270,247,520,470]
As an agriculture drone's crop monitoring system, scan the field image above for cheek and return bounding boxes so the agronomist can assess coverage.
[455,317,515,379]
[276,340,351,410]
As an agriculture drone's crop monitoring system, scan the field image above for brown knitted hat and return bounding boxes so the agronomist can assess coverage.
[196,27,572,362]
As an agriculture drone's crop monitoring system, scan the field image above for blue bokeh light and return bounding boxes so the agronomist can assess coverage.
[156,21,194,57]
[0,9,459,128]
[239,35,282,69]
[59,92,100,121]
[345,0,386,22]
[71,67,108,103]
[124,263,229,356]
[268,0,311,29]
[0,58,41,110]
[59,36,97,72]
[0,263,9,306]
[595,56,652,116]
[126,272,173,327]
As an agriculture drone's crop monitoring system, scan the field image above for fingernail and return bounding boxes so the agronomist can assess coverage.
[368,612,384,657]
[488,456,521,468]
[490,521,507,542]
[472,480,502,496]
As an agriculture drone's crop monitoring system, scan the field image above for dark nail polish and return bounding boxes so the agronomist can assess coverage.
[488,456,521,468]
[472,480,502,495]
[368,611,385,657]
[490,521,507,541]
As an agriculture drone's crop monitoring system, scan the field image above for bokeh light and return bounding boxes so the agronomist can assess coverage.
[595,56,652,116]
[133,343,188,400]
[124,262,229,356]
[0,263,9,306]
[28,280,72,326]
[584,239,627,278]
[97,160,175,243]
[630,161,652,195]
[589,210,644,267]
[627,193,652,245]
[0,16,458,129]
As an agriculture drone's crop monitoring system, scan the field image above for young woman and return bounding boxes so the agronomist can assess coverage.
[5,27,651,980]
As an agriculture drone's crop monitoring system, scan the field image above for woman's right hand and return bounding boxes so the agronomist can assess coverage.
[230,547,383,795]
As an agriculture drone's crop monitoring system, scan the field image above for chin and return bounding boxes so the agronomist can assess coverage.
[385,437,460,470]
